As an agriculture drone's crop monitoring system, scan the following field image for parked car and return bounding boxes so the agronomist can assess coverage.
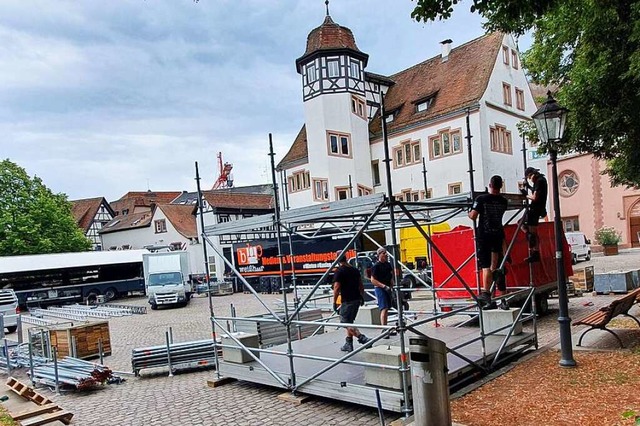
[565,232,592,264]
[0,289,19,333]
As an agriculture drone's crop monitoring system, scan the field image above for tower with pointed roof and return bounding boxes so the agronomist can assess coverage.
[284,7,374,207]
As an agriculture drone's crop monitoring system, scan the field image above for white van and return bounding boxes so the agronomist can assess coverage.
[0,290,19,333]
[565,232,592,264]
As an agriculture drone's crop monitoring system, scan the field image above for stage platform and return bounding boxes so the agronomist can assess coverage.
[217,322,535,412]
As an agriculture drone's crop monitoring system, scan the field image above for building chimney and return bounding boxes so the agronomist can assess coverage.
[441,39,452,62]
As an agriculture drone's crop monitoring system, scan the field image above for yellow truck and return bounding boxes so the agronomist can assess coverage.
[399,223,450,287]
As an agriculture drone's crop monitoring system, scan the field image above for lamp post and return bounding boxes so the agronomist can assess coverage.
[532,91,576,367]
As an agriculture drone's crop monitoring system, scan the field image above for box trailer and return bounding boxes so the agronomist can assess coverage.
[431,221,573,315]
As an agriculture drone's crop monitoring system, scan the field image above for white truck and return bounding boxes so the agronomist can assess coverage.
[142,252,193,310]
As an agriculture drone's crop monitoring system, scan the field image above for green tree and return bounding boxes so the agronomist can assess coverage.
[411,0,640,187]
[0,159,92,256]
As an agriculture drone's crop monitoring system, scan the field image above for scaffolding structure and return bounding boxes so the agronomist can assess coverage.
[197,150,545,414]
[196,94,547,414]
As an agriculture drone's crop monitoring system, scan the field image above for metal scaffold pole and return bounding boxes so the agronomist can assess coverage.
[380,90,412,417]
[269,133,297,389]
[195,161,221,379]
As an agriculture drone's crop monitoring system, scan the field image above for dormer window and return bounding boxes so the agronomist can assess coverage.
[414,93,436,113]
[416,100,430,112]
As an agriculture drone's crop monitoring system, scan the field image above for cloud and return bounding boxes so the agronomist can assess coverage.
[0,1,509,202]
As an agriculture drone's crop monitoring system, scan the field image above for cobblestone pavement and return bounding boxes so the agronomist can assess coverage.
[10,249,640,425]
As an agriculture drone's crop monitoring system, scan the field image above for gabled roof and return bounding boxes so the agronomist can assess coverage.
[202,192,274,210]
[369,32,503,136]
[157,204,197,239]
[110,191,182,215]
[70,197,112,232]
[277,125,308,171]
[99,211,153,235]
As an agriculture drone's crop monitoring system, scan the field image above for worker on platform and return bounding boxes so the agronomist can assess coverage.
[520,167,548,263]
[469,175,508,309]
[333,253,370,352]
[371,247,397,337]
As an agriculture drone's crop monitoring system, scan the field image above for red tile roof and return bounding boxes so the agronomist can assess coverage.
[529,83,558,107]
[304,15,362,56]
[70,197,111,232]
[110,191,182,215]
[157,204,197,238]
[277,125,308,170]
[369,32,503,136]
[296,15,368,72]
[202,192,274,210]
[99,211,153,234]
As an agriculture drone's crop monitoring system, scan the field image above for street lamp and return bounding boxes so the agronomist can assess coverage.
[532,91,576,367]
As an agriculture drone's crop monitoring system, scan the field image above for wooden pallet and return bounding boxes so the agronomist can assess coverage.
[5,378,74,425]
[6,377,52,406]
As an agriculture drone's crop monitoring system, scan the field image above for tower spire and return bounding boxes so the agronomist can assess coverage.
[325,0,330,16]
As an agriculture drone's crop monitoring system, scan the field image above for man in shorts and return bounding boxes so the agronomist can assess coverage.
[520,167,548,263]
[371,247,396,337]
[469,175,508,309]
[332,254,370,352]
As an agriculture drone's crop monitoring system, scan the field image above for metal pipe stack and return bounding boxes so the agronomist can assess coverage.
[29,357,122,390]
[131,339,220,376]
[0,343,49,371]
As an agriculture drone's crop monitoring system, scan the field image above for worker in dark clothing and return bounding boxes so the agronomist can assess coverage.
[333,254,370,352]
[469,175,509,309]
[520,167,548,263]
[371,247,396,337]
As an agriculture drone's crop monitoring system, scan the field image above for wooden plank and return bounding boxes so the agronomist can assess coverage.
[11,403,60,420]
[20,410,73,426]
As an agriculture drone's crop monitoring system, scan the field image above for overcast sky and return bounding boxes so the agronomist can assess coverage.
[0,1,531,202]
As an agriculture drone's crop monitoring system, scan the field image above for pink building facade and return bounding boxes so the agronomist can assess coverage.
[547,153,640,249]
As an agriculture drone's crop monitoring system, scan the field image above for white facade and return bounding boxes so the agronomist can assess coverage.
[282,32,546,213]
[100,208,205,275]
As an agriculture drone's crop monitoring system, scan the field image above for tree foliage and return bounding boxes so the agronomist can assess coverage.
[0,159,91,256]
[411,0,640,187]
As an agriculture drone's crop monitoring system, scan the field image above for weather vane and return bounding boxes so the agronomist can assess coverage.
[325,0,330,16]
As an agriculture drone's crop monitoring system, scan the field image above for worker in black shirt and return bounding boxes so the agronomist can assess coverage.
[371,247,396,336]
[469,175,508,309]
[520,167,548,263]
[333,253,370,352]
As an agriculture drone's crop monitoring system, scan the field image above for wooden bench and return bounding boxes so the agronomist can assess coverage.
[573,288,640,348]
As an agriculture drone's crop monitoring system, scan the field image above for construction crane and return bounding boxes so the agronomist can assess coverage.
[212,152,234,190]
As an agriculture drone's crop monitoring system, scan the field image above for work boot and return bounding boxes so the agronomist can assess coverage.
[340,338,354,352]
[525,251,541,263]
[477,291,491,308]
[357,334,371,345]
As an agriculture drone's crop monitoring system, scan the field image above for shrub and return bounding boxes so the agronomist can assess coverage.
[594,226,622,245]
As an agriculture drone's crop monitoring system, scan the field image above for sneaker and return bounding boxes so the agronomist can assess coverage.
[340,339,354,352]
[525,252,541,263]
[357,334,371,345]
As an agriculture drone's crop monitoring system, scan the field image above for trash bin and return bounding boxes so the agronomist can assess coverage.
[409,337,451,426]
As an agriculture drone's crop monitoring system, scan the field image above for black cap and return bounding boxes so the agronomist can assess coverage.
[524,167,539,177]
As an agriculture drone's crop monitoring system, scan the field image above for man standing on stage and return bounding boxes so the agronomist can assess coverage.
[333,253,370,352]
[469,175,508,309]
[521,167,548,263]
